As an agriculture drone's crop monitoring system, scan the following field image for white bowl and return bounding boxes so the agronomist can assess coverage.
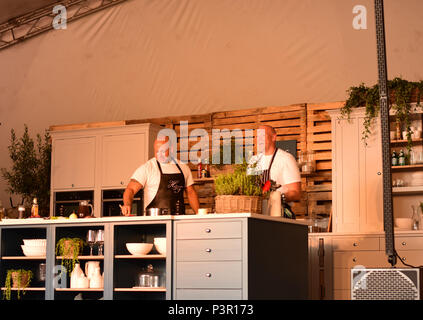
[154,237,166,255]
[394,218,413,230]
[125,243,153,255]
[23,239,46,247]
[21,244,46,257]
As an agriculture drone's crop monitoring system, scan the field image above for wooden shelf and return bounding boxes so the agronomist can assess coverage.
[1,287,45,291]
[55,288,103,292]
[193,177,215,184]
[114,287,166,292]
[56,255,104,260]
[391,165,423,171]
[1,256,46,260]
[391,138,423,144]
[115,254,166,259]
[392,186,423,195]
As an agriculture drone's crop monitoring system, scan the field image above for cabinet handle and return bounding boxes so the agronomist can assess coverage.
[205,273,212,278]
[402,242,406,246]
[352,257,357,262]
[377,172,382,176]
[353,242,358,247]
[205,228,211,233]
[120,181,124,185]
[71,184,74,187]
[402,257,406,261]
[205,248,212,253]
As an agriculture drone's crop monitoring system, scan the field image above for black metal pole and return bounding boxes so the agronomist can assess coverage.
[374,0,396,267]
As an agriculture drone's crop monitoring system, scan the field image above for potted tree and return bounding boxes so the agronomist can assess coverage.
[214,162,263,213]
[55,238,85,273]
[3,269,33,300]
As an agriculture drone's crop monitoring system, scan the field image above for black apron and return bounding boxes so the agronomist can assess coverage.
[146,159,186,215]
[260,149,296,219]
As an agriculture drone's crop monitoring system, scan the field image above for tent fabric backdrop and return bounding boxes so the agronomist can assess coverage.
[1,0,423,207]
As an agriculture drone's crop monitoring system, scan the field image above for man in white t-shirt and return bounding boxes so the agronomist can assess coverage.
[249,125,301,207]
[121,137,200,215]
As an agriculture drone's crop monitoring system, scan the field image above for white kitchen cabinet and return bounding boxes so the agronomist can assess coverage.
[51,136,96,189]
[49,123,161,216]
[329,108,383,233]
[101,132,148,188]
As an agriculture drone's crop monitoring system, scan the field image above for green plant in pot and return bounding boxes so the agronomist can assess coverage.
[3,269,33,300]
[340,78,423,153]
[1,124,51,217]
[55,238,85,273]
[214,161,263,213]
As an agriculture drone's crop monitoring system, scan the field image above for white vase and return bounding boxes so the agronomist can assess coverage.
[85,261,100,280]
[70,263,85,288]
[89,267,104,289]
[269,191,282,217]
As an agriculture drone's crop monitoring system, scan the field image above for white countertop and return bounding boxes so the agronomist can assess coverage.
[0,213,309,226]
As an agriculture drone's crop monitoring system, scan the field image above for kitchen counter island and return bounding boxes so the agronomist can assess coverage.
[0,214,308,300]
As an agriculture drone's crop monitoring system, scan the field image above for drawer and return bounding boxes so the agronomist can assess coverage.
[176,261,242,289]
[176,239,242,261]
[380,236,423,251]
[333,269,351,290]
[396,250,423,266]
[332,237,379,251]
[333,289,350,300]
[175,289,242,300]
[176,221,242,239]
[333,251,391,268]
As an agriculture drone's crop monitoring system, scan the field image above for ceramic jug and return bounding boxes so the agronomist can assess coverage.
[89,267,104,289]
[85,261,100,280]
[70,263,85,288]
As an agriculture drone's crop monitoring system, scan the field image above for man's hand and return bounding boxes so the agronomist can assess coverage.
[122,179,143,216]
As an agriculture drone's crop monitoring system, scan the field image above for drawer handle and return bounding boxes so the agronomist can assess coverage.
[352,257,357,262]
[353,243,358,247]
[205,248,212,253]
[402,257,406,261]
[71,183,74,187]
[205,273,212,278]
[205,228,211,233]
[402,242,407,246]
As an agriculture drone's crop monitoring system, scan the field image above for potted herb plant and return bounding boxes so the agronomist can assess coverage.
[3,269,33,300]
[214,162,263,213]
[55,238,85,273]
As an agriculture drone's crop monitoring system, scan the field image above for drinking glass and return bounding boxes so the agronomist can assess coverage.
[96,229,105,256]
[87,230,97,256]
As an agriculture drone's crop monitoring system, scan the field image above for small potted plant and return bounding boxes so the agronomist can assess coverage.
[214,162,263,213]
[55,238,85,273]
[3,269,33,300]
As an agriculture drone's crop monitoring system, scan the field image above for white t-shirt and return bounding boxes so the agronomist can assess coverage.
[131,158,194,209]
[249,149,301,193]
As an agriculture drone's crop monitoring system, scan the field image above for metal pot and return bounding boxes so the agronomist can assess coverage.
[145,208,169,216]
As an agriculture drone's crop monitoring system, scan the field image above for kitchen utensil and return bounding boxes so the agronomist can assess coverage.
[78,200,93,218]
[95,229,104,255]
[126,243,153,255]
[85,261,101,280]
[198,208,208,215]
[145,208,170,216]
[154,237,166,255]
[87,230,96,255]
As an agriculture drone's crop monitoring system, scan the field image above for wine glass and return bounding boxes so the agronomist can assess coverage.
[87,230,97,256]
[96,229,105,256]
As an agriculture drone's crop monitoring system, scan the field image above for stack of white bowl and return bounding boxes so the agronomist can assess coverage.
[21,239,46,257]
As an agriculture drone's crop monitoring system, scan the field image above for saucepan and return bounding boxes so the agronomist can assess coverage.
[145,208,170,216]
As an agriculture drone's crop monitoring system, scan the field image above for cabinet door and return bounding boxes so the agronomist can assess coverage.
[52,136,96,189]
[101,133,147,188]
[331,110,383,233]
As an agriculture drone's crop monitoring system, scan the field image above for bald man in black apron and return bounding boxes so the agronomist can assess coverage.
[122,137,200,216]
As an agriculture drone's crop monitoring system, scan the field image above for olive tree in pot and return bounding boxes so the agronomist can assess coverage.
[1,124,51,217]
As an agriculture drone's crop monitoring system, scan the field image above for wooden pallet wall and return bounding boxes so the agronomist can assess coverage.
[129,102,342,218]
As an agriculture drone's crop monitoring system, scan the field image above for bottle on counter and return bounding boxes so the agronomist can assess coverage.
[204,158,210,178]
[31,198,40,218]
[398,149,406,166]
[391,151,398,166]
[197,158,202,179]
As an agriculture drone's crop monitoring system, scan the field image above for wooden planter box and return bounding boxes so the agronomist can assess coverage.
[215,195,262,214]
